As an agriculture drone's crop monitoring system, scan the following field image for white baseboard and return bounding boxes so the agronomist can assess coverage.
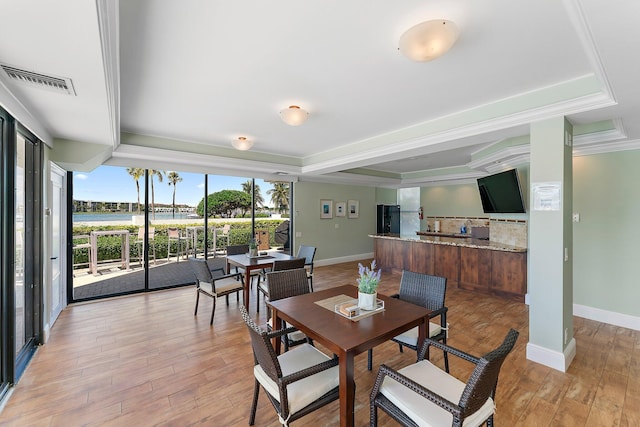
[574,303,640,331]
[526,338,576,372]
[315,252,374,267]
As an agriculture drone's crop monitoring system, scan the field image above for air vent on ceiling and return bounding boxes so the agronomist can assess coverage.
[0,64,76,96]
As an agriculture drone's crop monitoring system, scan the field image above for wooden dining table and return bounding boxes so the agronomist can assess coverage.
[268,284,431,427]
[226,251,297,309]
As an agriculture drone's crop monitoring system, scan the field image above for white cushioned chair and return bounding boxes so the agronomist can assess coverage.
[240,305,339,426]
[368,270,449,372]
[189,257,243,325]
[370,329,519,427]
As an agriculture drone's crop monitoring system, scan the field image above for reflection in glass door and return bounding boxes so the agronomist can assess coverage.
[14,130,41,378]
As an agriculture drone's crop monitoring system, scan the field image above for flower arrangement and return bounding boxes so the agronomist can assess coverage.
[357,260,381,294]
[249,238,257,250]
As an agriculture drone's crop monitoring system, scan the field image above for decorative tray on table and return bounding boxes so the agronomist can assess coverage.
[247,252,272,259]
[334,298,385,321]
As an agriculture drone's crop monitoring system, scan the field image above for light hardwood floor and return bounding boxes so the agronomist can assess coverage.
[0,261,638,426]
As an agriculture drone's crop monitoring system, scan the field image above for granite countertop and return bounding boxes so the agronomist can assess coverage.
[369,233,527,253]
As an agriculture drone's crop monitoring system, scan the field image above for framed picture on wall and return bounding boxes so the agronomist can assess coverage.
[335,201,346,217]
[347,199,359,218]
[320,199,333,219]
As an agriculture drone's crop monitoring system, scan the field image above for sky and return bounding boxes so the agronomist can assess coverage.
[73,165,276,207]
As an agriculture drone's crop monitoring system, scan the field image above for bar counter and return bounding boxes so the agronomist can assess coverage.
[370,233,527,301]
[369,232,527,253]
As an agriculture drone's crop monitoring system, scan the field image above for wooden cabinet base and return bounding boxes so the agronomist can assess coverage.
[373,237,526,302]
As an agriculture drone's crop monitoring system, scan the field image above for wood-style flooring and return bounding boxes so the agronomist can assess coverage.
[0,261,638,426]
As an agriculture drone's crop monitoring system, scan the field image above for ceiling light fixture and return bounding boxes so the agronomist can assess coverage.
[232,136,253,151]
[398,20,459,62]
[280,105,308,126]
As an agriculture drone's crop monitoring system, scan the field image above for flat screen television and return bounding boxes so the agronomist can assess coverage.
[477,169,526,213]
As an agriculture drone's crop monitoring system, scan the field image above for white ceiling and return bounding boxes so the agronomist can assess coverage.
[0,0,639,187]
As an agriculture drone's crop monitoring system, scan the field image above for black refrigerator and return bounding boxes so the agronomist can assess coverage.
[376,204,400,234]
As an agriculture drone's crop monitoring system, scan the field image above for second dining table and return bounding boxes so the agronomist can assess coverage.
[268,284,432,427]
[226,251,297,309]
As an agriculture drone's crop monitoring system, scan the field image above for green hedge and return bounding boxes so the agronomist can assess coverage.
[72,220,288,268]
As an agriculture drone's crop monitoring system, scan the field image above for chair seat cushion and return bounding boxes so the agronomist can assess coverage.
[198,278,243,297]
[254,343,339,415]
[380,360,495,427]
[268,318,306,343]
[393,322,442,347]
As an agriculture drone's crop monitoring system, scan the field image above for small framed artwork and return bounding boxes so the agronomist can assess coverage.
[335,201,346,217]
[347,199,359,218]
[320,199,333,219]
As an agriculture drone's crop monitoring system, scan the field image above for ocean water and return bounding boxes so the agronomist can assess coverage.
[73,212,195,222]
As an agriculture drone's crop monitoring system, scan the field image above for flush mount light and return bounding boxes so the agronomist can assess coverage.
[232,136,253,151]
[398,20,459,62]
[280,105,308,126]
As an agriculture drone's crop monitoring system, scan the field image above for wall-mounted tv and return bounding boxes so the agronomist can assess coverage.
[477,169,526,213]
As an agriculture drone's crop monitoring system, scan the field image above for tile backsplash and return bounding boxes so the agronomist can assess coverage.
[424,216,527,248]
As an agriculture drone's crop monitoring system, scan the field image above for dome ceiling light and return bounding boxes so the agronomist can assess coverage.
[280,105,308,126]
[232,136,253,151]
[398,20,459,62]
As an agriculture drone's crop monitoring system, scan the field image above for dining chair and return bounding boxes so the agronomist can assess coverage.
[256,257,306,312]
[370,329,519,427]
[296,245,317,291]
[189,257,244,325]
[368,270,448,372]
[263,268,311,350]
[134,226,156,265]
[166,227,186,262]
[226,244,262,285]
[216,224,231,253]
[239,305,340,426]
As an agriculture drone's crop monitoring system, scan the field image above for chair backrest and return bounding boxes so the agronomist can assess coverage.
[272,257,306,272]
[458,328,519,418]
[297,245,316,267]
[239,305,282,382]
[398,270,446,311]
[168,227,180,238]
[188,257,213,286]
[266,268,311,302]
[220,224,231,235]
[226,244,249,255]
[137,227,156,240]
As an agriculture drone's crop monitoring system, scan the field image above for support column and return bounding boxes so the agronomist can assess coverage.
[527,117,575,371]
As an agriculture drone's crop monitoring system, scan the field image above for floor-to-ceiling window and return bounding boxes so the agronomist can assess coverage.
[70,167,291,300]
[14,128,41,379]
[0,108,43,389]
[0,107,11,397]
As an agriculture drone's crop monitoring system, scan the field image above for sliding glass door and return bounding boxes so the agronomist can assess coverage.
[14,129,41,378]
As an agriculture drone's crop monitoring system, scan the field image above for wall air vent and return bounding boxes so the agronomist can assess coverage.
[0,64,76,96]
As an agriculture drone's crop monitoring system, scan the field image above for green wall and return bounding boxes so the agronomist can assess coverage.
[573,150,640,317]
[375,188,397,205]
[293,181,376,262]
[414,152,639,320]
[420,183,485,217]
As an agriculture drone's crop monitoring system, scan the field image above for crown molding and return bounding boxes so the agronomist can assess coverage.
[108,144,302,180]
[96,0,120,150]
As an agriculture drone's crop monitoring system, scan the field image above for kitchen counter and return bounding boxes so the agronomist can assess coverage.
[370,232,527,253]
[370,233,527,301]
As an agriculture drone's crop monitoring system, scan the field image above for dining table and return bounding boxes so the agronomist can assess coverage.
[226,251,297,309]
[268,284,431,427]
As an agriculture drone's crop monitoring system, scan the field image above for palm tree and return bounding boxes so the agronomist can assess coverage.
[149,169,165,220]
[267,182,289,214]
[241,179,264,212]
[126,167,145,214]
[167,171,183,218]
